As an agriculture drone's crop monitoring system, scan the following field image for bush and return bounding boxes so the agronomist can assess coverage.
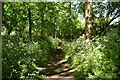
[2,35,53,78]
[64,28,120,78]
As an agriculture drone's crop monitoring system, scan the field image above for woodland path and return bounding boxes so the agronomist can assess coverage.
[43,48,76,80]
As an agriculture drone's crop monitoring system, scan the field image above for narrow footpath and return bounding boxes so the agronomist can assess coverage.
[43,48,76,80]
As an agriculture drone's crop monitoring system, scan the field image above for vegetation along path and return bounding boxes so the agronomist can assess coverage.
[43,47,76,80]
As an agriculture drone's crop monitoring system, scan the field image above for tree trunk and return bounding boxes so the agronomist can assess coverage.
[28,5,32,40]
[0,2,2,35]
[69,2,72,40]
[85,0,93,43]
[8,22,18,35]
[8,27,13,35]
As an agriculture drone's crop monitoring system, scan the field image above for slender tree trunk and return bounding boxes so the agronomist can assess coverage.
[8,22,18,35]
[68,2,72,40]
[8,27,13,35]
[69,2,72,40]
[2,2,4,14]
[41,12,44,36]
[28,6,32,40]
[0,2,2,36]
[39,3,46,37]
[85,0,93,43]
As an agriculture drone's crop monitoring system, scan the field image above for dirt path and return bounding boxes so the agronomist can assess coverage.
[43,49,76,80]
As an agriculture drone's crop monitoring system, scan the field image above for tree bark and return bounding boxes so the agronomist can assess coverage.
[85,0,93,43]
[28,5,32,40]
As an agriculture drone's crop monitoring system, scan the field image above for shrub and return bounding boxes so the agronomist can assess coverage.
[2,35,53,78]
[64,28,120,78]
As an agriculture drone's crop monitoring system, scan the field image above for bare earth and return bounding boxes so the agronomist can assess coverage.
[43,49,76,80]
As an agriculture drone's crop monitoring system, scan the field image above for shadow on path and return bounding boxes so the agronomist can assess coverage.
[43,47,76,80]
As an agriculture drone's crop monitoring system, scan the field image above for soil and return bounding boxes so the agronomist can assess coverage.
[43,48,76,80]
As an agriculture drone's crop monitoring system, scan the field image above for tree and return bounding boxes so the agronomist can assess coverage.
[27,3,32,40]
[93,2,120,35]
[84,0,93,43]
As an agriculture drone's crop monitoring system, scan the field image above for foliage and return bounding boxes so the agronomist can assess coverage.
[64,28,120,78]
[2,35,53,78]
[93,2,120,35]
[2,1,120,79]
[2,2,82,40]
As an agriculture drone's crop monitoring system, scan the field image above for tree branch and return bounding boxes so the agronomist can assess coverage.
[107,10,120,26]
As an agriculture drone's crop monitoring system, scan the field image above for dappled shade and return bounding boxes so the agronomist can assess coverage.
[2,1,120,79]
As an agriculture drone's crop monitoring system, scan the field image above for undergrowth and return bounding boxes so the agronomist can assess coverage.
[2,28,120,79]
[64,28,120,79]
[2,34,64,79]
[2,35,53,78]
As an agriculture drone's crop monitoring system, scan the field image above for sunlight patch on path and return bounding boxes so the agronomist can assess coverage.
[43,48,76,80]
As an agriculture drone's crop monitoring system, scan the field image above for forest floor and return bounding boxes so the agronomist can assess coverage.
[43,49,76,80]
